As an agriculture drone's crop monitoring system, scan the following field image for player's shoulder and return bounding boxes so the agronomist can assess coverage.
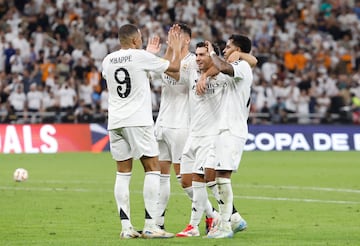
[182,52,196,62]
[181,52,197,70]
[231,59,251,68]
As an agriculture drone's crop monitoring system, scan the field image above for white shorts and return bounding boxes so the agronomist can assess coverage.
[155,126,188,163]
[214,130,246,172]
[109,126,159,161]
[180,135,216,175]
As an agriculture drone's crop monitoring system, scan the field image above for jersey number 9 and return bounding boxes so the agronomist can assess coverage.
[115,68,131,98]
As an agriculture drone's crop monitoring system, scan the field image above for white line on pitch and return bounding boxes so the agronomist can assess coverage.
[235,195,360,205]
[233,184,360,194]
[1,186,359,205]
[10,181,360,194]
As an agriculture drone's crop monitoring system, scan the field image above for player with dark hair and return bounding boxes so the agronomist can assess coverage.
[205,34,255,238]
[151,23,219,231]
[152,22,194,229]
[101,23,181,239]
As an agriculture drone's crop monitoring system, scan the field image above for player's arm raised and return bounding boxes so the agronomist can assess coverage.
[164,24,182,77]
[205,41,257,77]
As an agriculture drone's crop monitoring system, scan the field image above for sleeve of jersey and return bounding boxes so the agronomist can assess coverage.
[141,51,170,74]
[231,61,250,82]
[101,56,108,80]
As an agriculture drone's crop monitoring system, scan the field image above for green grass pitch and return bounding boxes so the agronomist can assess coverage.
[0,151,359,246]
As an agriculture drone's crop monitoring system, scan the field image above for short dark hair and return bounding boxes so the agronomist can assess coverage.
[196,42,220,55]
[118,24,139,43]
[229,34,252,53]
[178,23,192,38]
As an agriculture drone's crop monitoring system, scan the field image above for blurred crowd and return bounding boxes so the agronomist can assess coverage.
[0,0,360,125]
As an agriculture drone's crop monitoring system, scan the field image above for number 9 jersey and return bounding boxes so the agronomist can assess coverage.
[102,49,170,130]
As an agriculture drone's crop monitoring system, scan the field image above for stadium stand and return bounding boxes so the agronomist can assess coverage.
[0,0,359,125]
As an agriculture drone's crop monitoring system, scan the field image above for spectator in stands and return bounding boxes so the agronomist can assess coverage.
[252,78,275,115]
[297,89,311,124]
[316,91,331,123]
[284,78,300,122]
[26,83,42,123]
[261,55,278,83]
[78,79,93,110]
[100,86,108,115]
[0,0,360,125]
[12,32,30,61]
[86,65,101,94]
[41,85,58,123]
[57,82,77,113]
[0,34,6,72]
[89,34,108,71]
[74,99,93,123]
[8,83,26,123]
[9,48,23,74]
[271,97,287,123]
[55,54,71,85]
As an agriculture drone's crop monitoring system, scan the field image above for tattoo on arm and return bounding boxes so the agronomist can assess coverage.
[211,56,234,76]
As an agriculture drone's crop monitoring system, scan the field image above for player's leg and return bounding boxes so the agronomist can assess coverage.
[208,132,247,238]
[179,137,194,201]
[109,128,140,239]
[126,126,173,238]
[140,155,161,228]
[177,138,213,237]
[157,127,185,229]
[203,139,222,234]
[156,129,172,229]
[115,159,140,238]
[176,172,205,237]
[173,163,181,184]
[169,128,188,185]
[157,160,171,229]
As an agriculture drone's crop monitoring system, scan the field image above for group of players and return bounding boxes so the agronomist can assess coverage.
[101,22,257,239]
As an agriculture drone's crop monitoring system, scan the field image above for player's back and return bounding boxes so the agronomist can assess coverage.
[221,60,253,138]
[102,49,170,129]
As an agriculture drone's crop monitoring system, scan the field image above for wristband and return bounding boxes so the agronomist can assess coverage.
[210,51,216,57]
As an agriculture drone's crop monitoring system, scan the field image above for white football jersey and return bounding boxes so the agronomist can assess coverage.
[155,53,196,129]
[184,69,232,137]
[102,49,170,130]
[219,60,253,138]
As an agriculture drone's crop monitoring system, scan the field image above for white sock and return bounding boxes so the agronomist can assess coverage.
[190,181,207,226]
[183,186,193,201]
[204,199,217,218]
[143,171,160,227]
[216,177,233,224]
[157,174,170,227]
[207,180,221,204]
[114,172,132,230]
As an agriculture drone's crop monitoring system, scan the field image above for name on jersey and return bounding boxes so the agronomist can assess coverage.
[110,55,132,64]
[163,74,178,85]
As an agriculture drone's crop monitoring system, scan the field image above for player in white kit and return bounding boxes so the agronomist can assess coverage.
[205,35,255,238]
[176,42,234,237]
[152,23,195,229]
[101,24,181,239]
[176,39,257,237]
[151,23,218,231]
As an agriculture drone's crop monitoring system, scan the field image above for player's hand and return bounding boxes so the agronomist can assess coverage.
[146,35,161,54]
[196,73,207,95]
[168,24,181,52]
[227,51,242,62]
[205,40,214,54]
